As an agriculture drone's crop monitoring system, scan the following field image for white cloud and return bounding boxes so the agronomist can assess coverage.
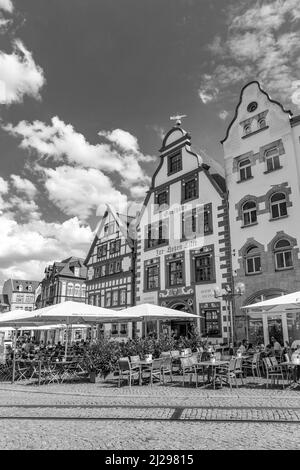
[4,116,153,185]
[0,0,13,13]
[10,175,37,198]
[0,39,45,105]
[199,0,300,108]
[42,165,128,220]
[0,214,93,282]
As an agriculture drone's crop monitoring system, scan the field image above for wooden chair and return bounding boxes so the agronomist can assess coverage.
[117,357,140,387]
[262,358,285,389]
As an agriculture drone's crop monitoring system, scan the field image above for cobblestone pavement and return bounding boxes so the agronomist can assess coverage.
[0,381,299,449]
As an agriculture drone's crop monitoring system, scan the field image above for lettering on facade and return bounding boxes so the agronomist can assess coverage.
[156,238,203,257]
[159,286,194,298]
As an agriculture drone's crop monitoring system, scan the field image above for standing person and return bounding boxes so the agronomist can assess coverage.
[271,336,282,356]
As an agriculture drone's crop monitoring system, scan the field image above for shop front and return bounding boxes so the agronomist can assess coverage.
[246,310,300,346]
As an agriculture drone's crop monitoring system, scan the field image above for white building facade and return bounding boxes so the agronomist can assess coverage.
[136,123,232,343]
[222,81,300,346]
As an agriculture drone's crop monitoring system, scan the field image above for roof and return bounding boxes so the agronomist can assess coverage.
[10,280,40,292]
[290,115,300,127]
[221,81,292,145]
[84,204,135,266]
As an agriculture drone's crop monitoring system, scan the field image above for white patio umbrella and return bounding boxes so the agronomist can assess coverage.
[121,303,198,337]
[242,291,300,313]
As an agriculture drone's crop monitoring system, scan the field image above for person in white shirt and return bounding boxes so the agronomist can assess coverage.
[271,336,282,351]
[291,339,300,350]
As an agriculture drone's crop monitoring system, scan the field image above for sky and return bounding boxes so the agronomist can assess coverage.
[0,0,300,284]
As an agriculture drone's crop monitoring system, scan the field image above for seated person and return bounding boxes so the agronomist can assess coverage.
[271,336,282,352]
[291,339,300,350]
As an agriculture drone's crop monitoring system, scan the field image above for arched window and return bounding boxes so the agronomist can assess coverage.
[274,239,293,270]
[245,245,261,275]
[18,284,23,291]
[242,201,257,226]
[265,147,280,172]
[67,283,74,297]
[258,118,266,129]
[27,285,32,292]
[270,192,287,219]
[74,284,80,297]
[244,124,251,135]
[239,159,252,181]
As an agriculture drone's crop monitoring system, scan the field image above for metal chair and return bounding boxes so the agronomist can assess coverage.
[262,358,285,389]
[130,355,141,370]
[161,356,173,384]
[180,357,198,387]
[243,353,261,380]
[214,358,237,390]
[117,357,140,387]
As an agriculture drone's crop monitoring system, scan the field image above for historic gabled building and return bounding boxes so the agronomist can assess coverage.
[84,205,136,340]
[135,120,232,343]
[222,81,300,346]
[40,257,87,307]
[2,279,40,311]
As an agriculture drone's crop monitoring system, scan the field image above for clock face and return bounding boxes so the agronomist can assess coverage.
[247,101,258,113]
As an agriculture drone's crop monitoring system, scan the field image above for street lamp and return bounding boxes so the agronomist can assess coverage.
[214,282,245,346]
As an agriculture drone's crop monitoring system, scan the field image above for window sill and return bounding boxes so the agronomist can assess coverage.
[241,222,258,229]
[263,166,283,174]
[181,195,199,204]
[143,287,160,293]
[192,279,216,285]
[237,176,254,184]
[269,215,288,222]
[245,272,262,276]
[275,267,294,272]
[242,126,269,139]
[144,242,169,252]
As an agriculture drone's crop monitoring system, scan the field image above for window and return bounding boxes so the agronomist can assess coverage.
[100,265,106,277]
[18,284,23,291]
[204,310,220,336]
[274,239,293,270]
[156,191,168,209]
[81,284,86,298]
[74,267,80,277]
[244,124,251,135]
[204,207,213,234]
[120,289,127,305]
[169,260,183,286]
[67,283,74,297]
[146,220,168,249]
[270,192,287,219]
[258,118,266,129]
[245,245,261,275]
[195,253,213,282]
[242,201,257,226]
[115,260,121,273]
[146,265,159,290]
[182,209,197,239]
[120,323,128,335]
[239,159,252,181]
[112,290,119,307]
[74,284,80,297]
[108,262,115,275]
[247,102,258,113]
[265,147,280,172]
[104,222,115,236]
[169,151,182,174]
[105,291,112,307]
[183,178,197,201]
[111,323,118,335]
[97,244,107,258]
[110,239,121,254]
[27,285,32,292]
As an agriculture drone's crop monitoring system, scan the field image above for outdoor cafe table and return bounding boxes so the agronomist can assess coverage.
[280,361,300,389]
[195,360,229,389]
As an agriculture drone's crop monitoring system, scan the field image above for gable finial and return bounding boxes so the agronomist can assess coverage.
[170,114,187,126]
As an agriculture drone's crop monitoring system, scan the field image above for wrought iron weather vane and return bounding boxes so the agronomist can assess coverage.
[170,114,187,126]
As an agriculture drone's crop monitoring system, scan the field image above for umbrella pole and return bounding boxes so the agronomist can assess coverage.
[12,327,18,384]
[157,320,160,339]
[64,319,69,361]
